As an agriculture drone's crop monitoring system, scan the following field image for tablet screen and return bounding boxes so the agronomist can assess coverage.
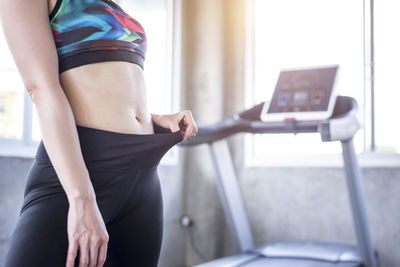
[267,66,338,114]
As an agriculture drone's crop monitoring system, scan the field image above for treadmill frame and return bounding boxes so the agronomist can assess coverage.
[180,96,377,267]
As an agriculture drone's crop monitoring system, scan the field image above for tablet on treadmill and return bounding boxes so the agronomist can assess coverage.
[260,65,339,122]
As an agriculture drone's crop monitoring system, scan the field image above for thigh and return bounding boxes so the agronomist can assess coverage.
[3,195,71,267]
[105,168,164,267]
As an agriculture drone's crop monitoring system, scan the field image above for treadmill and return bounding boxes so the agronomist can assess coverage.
[177,96,378,267]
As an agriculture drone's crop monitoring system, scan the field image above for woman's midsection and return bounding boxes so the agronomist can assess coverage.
[58,61,154,135]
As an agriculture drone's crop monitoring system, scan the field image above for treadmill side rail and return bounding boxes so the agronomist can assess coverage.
[342,139,378,267]
[208,140,255,252]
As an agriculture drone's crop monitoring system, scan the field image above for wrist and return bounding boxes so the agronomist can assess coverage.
[151,113,162,117]
[151,113,162,123]
[68,190,96,205]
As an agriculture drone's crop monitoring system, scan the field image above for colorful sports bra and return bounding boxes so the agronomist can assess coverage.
[49,0,147,74]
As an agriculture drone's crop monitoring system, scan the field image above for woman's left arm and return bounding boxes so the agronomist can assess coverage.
[151,110,198,140]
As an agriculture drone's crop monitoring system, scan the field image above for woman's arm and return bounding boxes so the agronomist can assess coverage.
[0,1,108,267]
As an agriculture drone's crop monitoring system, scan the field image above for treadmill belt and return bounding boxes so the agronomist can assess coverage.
[243,258,361,267]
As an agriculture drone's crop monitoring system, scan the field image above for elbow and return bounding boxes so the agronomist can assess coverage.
[26,85,44,104]
[25,80,61,103]
[25,84,40,103]
[26,86,36,102]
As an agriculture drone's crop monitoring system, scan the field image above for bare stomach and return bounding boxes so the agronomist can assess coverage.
[59,61,155,135]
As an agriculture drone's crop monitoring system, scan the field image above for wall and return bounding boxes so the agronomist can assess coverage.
[238,166,400,267]
[179,164,400,267]
[179,0,225,264]
[0,157,29,262]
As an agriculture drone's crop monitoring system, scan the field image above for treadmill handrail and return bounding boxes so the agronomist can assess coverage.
[178,95,360,146]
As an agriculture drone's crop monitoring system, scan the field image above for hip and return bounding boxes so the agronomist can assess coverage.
[34,120,183,171]
[20,120,183,214]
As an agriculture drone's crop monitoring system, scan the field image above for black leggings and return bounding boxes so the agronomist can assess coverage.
[3,121,183,267]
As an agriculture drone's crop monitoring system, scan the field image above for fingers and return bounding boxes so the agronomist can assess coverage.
[66,202,109,267]
[183,124,197,140]
[79,234,90,267]
[66,236,79,267]
[181,110,198,140]
[96,234,109,267]
[77,232,109,267]
[89,235,99,267]
[66,235,108,267]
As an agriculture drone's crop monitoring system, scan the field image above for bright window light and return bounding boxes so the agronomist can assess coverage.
[120,0,172,115]
[251,0,364,156]
[0,26,24,140]
[374,0,400,153]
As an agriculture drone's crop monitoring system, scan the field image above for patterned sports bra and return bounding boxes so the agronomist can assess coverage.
[49,0,147,74]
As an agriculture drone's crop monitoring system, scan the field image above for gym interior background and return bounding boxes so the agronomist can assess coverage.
[0,0,399,266]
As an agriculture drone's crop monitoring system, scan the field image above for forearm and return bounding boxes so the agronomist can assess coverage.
[30,84,95,204]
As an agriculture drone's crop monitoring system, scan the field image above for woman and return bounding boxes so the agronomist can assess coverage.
[0,0,197,266]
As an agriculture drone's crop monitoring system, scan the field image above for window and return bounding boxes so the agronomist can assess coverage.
[0,0,180,163]
[245,0,396,164]
[118,0,175,115]
[0,28,25,142]
[374,0,400,153]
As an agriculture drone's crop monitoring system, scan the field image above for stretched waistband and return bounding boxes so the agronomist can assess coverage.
[34,121,183,171]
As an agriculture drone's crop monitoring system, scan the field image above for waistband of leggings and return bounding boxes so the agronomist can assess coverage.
[34,120,184,171]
